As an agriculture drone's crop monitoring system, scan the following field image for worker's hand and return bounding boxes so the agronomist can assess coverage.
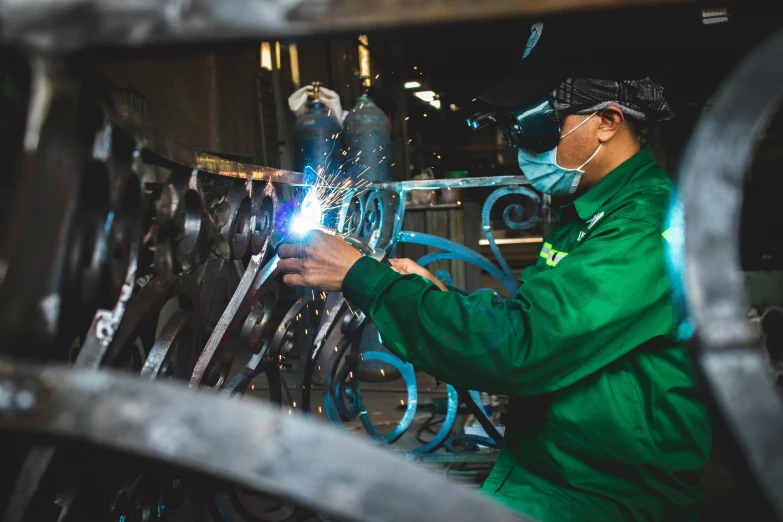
[389,258,448,292]
[278,230,362,292]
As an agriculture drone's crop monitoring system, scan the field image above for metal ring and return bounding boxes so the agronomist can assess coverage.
[354,351,418,444]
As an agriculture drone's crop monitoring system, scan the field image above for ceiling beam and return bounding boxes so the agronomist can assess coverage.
[0,0,720,54]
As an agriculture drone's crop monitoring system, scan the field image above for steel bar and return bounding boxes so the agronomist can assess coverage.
[140,309,193,378]
[0,59,85,357]
[370,176,529,192]
[457,390,503,448]
[108,108,307,186]
[296,294,347,413]
[93,108,533,194]
[190,254,280,386]
[0,62,90,522]
[2,445,56,522]
[414,453,498,465]
[0,358,528,522]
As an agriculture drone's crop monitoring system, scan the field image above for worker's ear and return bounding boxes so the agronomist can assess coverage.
[596,105,625,143]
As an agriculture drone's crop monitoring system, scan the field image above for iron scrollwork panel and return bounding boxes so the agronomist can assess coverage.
[0,57,542,521]
[321,181,544,453]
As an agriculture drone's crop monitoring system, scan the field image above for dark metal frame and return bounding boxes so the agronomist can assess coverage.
[678,29,783,520]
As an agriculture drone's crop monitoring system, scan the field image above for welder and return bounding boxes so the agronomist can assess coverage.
[278,20,711,522]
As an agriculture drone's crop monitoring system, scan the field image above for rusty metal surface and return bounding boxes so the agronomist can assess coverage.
[0,0,712,54]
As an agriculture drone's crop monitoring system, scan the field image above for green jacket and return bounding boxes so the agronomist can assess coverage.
[342,147,711,522]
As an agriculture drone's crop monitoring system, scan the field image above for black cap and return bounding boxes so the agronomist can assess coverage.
[479,19,657,109]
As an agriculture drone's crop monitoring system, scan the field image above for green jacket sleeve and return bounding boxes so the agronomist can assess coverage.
[342,217,675,396]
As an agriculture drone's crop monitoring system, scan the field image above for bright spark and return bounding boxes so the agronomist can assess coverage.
[285,130,378,239]
[291,188,324,235]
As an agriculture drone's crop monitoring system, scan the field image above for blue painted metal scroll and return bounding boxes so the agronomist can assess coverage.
[322,175,545,454]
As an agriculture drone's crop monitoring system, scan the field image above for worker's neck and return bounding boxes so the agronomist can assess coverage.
[577,137,641,193]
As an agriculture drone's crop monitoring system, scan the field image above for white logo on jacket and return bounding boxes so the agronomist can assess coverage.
[586,212,605,230]
[578,212,605,242]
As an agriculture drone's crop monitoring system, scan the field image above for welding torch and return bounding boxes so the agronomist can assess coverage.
[274,187,390,268]
[270,224,389,275]
[311,225,389,264]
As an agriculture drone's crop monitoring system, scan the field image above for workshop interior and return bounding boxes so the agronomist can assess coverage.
[0,0,782,521]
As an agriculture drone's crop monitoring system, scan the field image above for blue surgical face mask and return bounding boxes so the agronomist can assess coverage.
[517,112,602,196]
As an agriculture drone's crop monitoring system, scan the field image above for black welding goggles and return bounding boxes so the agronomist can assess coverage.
[466,96,562,154]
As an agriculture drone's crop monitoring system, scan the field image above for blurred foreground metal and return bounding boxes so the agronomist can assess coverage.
[0,0,708,54]
[0,357,526,522]
[678,28,783,521]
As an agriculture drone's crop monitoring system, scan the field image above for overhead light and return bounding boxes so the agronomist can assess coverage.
[260,42,273,71]
[414,91,442,110]
[405,81,422,89]
[701,7,728,25]
[289,43,300,88]
[701,7,727,17]
[449,103,458,111]
[358,36,371,78]
[414,90,436,102]
[702,15,728,25]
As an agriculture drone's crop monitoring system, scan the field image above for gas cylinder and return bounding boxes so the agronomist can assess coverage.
[344,86,398,381]
[293,82,342,183]
[342,92,391,182]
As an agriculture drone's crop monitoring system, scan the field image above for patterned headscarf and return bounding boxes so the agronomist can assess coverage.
[551,77,674,122]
